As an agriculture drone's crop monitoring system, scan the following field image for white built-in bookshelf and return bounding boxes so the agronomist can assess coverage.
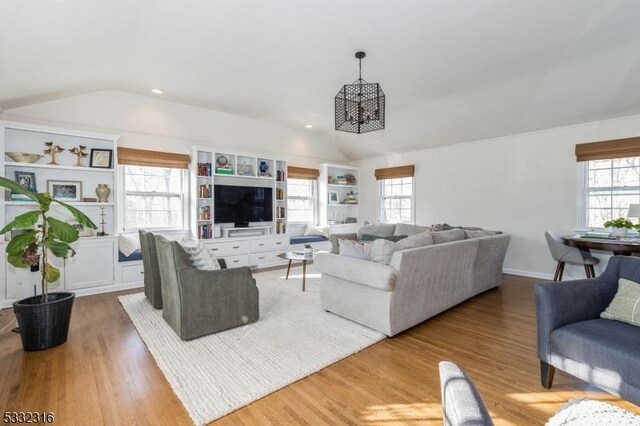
[319,163,360,228]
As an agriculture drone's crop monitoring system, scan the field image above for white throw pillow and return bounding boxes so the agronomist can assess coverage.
[338,239,372,260]
[395,232,433,250]
[180,240,221,271]
[118,233,140,257]
[370,239,396,264]
[304,223,329,238]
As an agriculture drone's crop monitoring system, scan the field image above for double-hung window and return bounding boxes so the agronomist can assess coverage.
[376,165,415,224]
[123,165,185,229]
[287,178,317,223]
[583,157,640,228]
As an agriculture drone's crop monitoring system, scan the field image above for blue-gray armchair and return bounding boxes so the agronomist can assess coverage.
[535,255,640,404]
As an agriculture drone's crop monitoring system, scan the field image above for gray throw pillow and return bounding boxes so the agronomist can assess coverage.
[338,239,372,260]
[361,234,408,242]
[395,232,433,250]
[394,223,428,236]
[432,229,466,244]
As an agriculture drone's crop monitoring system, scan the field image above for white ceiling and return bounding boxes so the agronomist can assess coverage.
[2,0,640,160]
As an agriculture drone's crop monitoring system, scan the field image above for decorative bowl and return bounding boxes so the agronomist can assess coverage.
[5,152,43,163]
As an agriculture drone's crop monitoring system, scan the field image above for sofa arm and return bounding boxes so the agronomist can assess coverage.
[315,253,397,291]
[535,277,617,360]
[328,233,357,254]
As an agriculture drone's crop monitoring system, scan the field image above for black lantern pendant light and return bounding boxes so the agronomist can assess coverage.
[335,51,385,134]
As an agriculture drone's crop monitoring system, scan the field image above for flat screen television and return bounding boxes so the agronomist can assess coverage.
[214,184,273,224]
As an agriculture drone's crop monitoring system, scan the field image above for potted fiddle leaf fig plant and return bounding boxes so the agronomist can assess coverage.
[603,217,634,238]
[0,176,97,351]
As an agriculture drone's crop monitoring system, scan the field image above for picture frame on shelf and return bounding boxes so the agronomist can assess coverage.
[12,171,37,200]
[89,148,113,169]
[47,180,82,201]
[328,190,339,204]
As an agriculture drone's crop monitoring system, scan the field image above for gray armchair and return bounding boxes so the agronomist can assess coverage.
[139,230,163,309]
[535,255,640,405]
[154,236,259,340]
[439,361,494,426]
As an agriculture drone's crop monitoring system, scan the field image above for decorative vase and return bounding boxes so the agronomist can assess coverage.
[612,227,628,238]
[13,292,75,351]
[304,246,313,254]
[259,161,269,176]
[95,184,111,203]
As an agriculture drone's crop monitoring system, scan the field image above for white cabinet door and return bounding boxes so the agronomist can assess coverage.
[64,239,115,290]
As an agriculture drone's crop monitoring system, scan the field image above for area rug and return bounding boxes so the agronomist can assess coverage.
[546,398,640,425]
[119,266,385,425]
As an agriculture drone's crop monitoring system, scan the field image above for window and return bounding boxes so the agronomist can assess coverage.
[583,157,640,227]
[287,178,316,223]
[123,165,185,229]
[379,177,414,223]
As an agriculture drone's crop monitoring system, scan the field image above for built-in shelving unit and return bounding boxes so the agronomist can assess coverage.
[319,163,359,228]
[0,120,121,305]
[190,147,288,240]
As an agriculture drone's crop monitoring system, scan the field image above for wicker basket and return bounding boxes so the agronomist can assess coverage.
[13,292,75,351]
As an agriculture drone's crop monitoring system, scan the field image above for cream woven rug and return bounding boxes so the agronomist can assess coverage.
[119,266,385,425]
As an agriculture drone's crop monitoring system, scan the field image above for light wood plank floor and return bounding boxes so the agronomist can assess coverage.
[1,273,639,425]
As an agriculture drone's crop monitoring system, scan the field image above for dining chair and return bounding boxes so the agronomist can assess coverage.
[545,231,599,280]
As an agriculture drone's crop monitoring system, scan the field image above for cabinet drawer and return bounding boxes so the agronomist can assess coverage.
[206,240,250,257]
[250,250,288,266]
[223,254,250,268]
[121,263,144,283]
[250,236,289,252]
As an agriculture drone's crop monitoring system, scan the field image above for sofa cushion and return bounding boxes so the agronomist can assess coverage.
[394,223,428,236]
[339,239,372,260]
[464,230,498,239]
[361,234,408,242]
[304,223,329,238]
[118,233,140,257]
[315,252,397,291]
[357,223,396,240]
[370,239,397,264]
[432,229,466,244]
[601,278,640,327]
[119,249,143,262]
[551,318,640,389]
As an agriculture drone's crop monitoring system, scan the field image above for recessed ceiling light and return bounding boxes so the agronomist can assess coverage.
[305,124,313,128]
[151,89,164,94]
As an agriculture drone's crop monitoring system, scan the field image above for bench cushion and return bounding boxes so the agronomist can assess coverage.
[119,249,143,262]
[551,318,640,389]
[291,235,329,245]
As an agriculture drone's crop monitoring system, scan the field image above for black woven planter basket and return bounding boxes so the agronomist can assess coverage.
[13,292,75,351]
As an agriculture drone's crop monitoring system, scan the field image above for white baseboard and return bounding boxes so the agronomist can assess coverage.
[0,281,144,309]
[502,268,553,281]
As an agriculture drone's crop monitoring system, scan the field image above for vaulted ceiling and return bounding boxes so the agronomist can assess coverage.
[2,0,640,160]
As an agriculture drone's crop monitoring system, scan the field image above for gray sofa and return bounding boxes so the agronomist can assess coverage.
[535,255,640,405]
[154,236,259,340]
[315,228,510,336]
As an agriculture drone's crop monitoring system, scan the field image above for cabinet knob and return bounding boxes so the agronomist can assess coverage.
[211,247,219,251]
[259,256,265,260]
[276,242,282,245]
[232,260,239,263]
[232,246,240,249]
[259,243,265,246]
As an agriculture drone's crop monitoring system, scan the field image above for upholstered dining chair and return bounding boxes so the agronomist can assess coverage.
[545,231,599,280]
[139,230,163,309]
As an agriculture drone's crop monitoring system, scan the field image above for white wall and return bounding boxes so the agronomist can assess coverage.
[2,90,348,168]
[353,114,640,280]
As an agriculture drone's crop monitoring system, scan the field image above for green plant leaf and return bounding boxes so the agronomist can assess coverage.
[7,253,27,268]
[44,263,61,283]
[42,236,75,258]
[46,217,79,243]
[13,211,40,228]
[52,199,98,229]
[0,219,18,235]
[6,230,38,255]
[0,176,39,201]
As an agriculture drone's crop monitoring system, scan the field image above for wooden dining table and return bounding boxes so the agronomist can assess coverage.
[562,235,640,256]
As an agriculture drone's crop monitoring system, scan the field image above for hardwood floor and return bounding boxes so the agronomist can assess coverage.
[1,274,639,425]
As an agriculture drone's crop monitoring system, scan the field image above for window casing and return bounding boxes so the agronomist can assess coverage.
[379,177,414,224]
[583,157,640,228]
[287,178,317,223]
[123,165,186,230]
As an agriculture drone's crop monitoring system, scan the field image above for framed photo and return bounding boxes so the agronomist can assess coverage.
[12,171,37,200]
[47,180,82,201]
[89,149,113,169]
[328,190,340,204]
